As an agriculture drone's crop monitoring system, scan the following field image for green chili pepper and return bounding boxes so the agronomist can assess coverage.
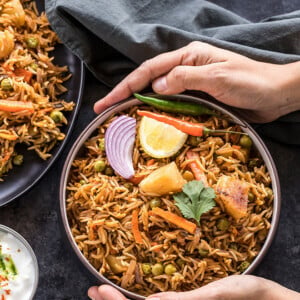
[134,93,215,116]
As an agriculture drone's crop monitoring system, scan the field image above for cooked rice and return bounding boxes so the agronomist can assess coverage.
[66,106,273,296]
[0,0,74,180]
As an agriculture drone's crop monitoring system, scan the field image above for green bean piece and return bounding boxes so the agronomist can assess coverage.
[1,78,13,91]
[26,37,39,48]
[134,93,216,116]
[79,179,86,185]
[248,192,255,202]
[198,248,209,258]
[98,138,105,151]
[187,136,203,147]
[238,261,250,272]
[151,263,164,276]
[239,135,252,148]
[141,263,152,275]
[94,160,106,172]
[29,62,38,71]
[265,187,273,198]
[50,110,64,123]
[150,198,162,209]
[216,218,230,231]
[164,264,177,275]
[104,166,114,176]
[13,155,23,166]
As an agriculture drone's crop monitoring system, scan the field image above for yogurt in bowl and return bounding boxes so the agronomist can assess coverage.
[0,225,38,300]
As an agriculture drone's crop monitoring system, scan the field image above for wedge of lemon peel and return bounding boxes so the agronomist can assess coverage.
[139,116,188,158]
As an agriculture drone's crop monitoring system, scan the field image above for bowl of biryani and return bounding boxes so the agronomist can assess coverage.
[60,93,280,299]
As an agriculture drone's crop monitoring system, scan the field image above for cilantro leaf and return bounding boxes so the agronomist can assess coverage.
[174,180,216,225]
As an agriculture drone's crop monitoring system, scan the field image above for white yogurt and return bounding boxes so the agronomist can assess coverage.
[0,227,38,300]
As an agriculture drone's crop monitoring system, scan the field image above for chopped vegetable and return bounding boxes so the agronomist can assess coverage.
[141,263,152,275]
[94,160,106,172]
[13,68,33,83]
[1,78,13,91]
[13,154,23,166]
[98,138,105,151]
[151,263,164,276]
[29,62,38,71]
[132,209,143,244]
[139,116,188,158]
[239,135,252,148]
[79,179,86,185]
[106,255,127,274]
[137,110,247,137]
[216,175,249,219]
[216,218,230,231]
[198,248,209,258]
[26,37,38,48]
[187,136,203,147]
[174,180,216,225]
[0,99,34,113]
[50,110,64,123]
[265,187,273,198]
[238,261,250,272]
[134,93,215,116]
[139,162,186,196]
[248,192,255,202]
[149,207,197,234]
[182,170,194,181]
[164,263,177,275]
[0,131,18,141]
[186,150,208,186]
[105,116,136,179]
[149,198,162,209]
[123,182,133,192]
[176,258,185,268]
[104,166,114,176]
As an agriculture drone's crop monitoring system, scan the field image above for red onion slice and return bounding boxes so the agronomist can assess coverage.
[105,115,136,179]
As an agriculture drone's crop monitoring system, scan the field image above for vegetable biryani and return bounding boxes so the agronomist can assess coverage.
[66,95,273,296]
[0,0,74,180]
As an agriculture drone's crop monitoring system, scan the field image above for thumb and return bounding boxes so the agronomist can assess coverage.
[88,284,128,300]
[152,64,221,95]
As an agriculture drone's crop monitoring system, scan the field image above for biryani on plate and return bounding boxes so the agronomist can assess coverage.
[66,94,273,296]
[0,0,74,180]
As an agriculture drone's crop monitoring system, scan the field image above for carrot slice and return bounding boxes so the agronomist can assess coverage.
[0,132,18,141]
[132,209,143,244]
[186,150,208,186]
[14,68,33,83]
[0,99,34,113]
[149,207,197,234]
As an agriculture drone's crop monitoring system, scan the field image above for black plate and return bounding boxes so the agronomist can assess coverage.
[0,1,85,206]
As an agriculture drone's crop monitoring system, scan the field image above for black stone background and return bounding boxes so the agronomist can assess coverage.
[0,0,300,299]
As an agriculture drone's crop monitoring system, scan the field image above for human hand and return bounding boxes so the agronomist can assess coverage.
[87,275,300,300]
[94,42,300,123]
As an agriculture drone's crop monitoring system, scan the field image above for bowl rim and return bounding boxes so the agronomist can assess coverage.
[59,93,281,300]
[0,224,39,300]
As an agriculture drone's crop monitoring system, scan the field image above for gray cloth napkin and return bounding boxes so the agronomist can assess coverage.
[45,0,300,144]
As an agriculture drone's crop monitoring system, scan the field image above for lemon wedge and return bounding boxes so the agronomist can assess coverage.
[139,116,188,158]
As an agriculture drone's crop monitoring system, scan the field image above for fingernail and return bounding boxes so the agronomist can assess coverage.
[153,76,167,92]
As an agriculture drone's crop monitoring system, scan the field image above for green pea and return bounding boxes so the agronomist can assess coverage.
[164,264,177,275]
[248,192,255,202]
[98,138,105,151]
[176,258,185,268]
[239,135,252,148]
[79,179,86,185]
[187,136,203,147]
[13,155,23,166]
[198,248,209,258]
[26,37,39,48]
[265,187,273,198]
[248,158,262,169]
[151,263,164,276]
[141,263,151,275]
[238,261,250,272]
[29,62,38,71]
[216,218,230,231]
[94,160,106,172]
[104,166,114,176]
[150,198,161,209]
[1,78,13,91]
[50,110,64,123]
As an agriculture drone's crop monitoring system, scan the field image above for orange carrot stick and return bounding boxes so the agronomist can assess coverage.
[186,150,208,186]
[132,209,143,244]
[0,99,34,113]
[13,68,33,83]
[0,132,18,141]
[149,207,197,234]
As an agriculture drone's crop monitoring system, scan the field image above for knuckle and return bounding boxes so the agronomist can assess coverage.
[208,64,228,82]
[172,66,187,82]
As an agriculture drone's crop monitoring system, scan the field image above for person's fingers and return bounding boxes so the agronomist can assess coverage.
[152,63,224,95]
[97,285,128,300]
[87,286,103,300]
[93,41,227,114]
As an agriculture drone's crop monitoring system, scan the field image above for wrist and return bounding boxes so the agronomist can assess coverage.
[277,61,300,117]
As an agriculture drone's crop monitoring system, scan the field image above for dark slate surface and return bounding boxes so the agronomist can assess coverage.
[1,1,300,299]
